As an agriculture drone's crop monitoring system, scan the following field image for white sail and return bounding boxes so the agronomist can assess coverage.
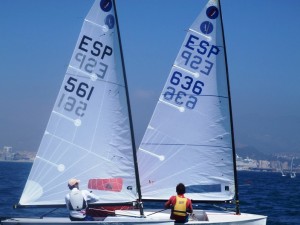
[138,0,235,202]
[19,0,137,206]
[290,157,296,178]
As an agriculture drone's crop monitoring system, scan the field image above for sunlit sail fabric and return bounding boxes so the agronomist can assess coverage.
[19,0,137,206]
[138,0,235,201]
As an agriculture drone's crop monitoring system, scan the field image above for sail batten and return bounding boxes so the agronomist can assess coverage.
[173,64,200,77]
[189,28,212,40]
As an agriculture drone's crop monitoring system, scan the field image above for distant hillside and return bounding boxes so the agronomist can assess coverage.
[236,146,274,160]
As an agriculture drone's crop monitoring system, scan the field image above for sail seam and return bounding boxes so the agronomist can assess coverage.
[140,143,232,149]
[44,131,112,163]
[67,67,125,88]
[198,94,228,98]
[160,93,229,99]
[158,99,184,111]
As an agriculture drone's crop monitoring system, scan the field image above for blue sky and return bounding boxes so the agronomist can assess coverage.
[0,0,299,154]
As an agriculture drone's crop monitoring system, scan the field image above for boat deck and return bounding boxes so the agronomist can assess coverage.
[1,209,267,225]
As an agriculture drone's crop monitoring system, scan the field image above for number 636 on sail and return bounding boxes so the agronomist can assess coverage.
[57,76,94,117]
[163,70,204,110]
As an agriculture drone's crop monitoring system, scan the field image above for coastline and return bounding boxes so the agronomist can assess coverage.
[0,160,295,173]
[0,160,33,163]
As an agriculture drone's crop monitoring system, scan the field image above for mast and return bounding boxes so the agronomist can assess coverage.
[112,0,144,216]
[218,0,240,215]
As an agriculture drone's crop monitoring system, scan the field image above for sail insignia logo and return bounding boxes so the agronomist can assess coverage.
[105,14,115,29]
[200,21,213,34]
[206,6,219,19]
[100,0,112,12]
[200,6,219,35]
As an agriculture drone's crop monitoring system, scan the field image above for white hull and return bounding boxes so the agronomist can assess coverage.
[1,209,267,225]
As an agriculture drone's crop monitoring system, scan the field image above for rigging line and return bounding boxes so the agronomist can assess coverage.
[147,209,168,216]
[39,208,59,219]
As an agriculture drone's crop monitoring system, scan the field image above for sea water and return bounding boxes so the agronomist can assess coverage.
[0,162,299,224]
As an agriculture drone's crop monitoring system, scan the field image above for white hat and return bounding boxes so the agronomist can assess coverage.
[68,178,80,186]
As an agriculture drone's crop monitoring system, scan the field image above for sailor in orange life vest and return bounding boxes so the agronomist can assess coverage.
[165,183,193,223]
[65,178,100,221]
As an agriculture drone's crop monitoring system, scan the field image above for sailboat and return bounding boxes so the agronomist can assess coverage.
[2,0,267,224]
[290,157,296,179]
[3,0,142,220]
[136,0,266,223]
[278,160,286,176]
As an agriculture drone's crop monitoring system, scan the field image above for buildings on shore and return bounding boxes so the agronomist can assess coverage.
[0,146,299,174]
[0,146,34,162]
[236,154,299,173]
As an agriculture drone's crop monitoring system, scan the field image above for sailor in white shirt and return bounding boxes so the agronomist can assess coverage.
[65,178,100,221]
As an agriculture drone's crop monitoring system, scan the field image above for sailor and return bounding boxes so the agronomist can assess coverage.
[65,178,100,221]
[165,183,193,223]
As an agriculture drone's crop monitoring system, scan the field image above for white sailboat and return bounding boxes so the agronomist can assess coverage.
[290,157,296,179]
[137,0,266,223]
[2,0,267,224]
[3,0,143,220]
[278,160,286,176]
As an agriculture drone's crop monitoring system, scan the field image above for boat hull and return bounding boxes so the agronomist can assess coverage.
[1,209,267,225]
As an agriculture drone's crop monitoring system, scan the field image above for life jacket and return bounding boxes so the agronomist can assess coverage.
[68,189,87,211]
[172,196,187,217]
